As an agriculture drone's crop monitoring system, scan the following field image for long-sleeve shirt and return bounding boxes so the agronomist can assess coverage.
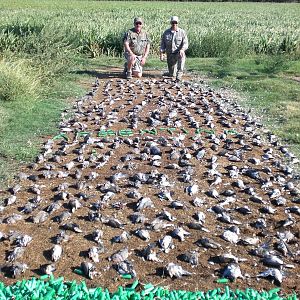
[160,27,188,55]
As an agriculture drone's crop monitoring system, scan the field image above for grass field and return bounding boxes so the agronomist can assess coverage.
[0,1,299,58]
[0,0,299,187]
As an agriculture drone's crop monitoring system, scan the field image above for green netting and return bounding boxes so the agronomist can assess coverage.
[0,276,298,300]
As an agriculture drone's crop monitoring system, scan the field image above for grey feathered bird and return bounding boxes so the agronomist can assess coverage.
[109,248,129,263]
[51,245,63,262]
[222,263,243,281]
[81,262,97,279]
[166,263,192,278]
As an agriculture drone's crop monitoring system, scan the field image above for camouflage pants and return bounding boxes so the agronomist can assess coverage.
[166,52,185,79]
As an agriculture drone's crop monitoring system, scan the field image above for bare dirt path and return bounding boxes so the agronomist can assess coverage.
[0,74,299,293]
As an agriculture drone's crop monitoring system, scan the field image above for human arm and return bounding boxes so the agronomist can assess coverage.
[179,49,185,57]
[160,32,166,60]
[141,43,150,65]
[124,41,136,59]
[179,30,188,57]
[123,31,136,59]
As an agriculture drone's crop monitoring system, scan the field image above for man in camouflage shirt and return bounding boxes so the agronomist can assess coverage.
[160,16,188,81]
[123,17,150,79]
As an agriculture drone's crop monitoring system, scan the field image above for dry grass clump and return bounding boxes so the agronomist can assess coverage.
[0,59,39,103]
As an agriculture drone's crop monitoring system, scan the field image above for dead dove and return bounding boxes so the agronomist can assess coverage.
[261,255,284,268]
[211,253,246,264]
[207,189,219,199]
[55,211,71,223]
[40,264,56,275]
[135,229,150,241]
[53,231,70,244]
[172,227,191,241]
[257,268,283,284]
[51,245,63,262]
[7,247,25,262]
[221,230,239,244]
[185,184,199,196]
[91,230,103,244]
[4,214,23,224]
[109,248,129,263]
[5,195,17,206]
[46,202,62,214]
[81,261,97,279]
[136,197,154,211]
[11,263,28,278]
[222,263,243,281]
[88,246,101,263]
[159,210,176,222]
[196,238,221,249]
[180,250,199,266]
[113,260,137,277]
[192,198,205,207]
[130,212,147,224]
[15,235,32,247]
[166,263,192,278]
[187,222,210,232]
[68,199,82,213]
[142,244,162,262]
[63,223,82,233]
[159,235,174,253]
[101,216,125,228]
[112,231,130,243]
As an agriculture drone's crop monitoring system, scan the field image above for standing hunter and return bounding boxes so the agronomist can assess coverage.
[123,17,150,79]
[160,16,188,81]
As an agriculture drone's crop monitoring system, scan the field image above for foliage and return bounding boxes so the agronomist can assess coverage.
[0,1,299,58]
[0,59,39,103]
[260,55,291,74]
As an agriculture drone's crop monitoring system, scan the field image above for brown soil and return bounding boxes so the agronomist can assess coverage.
[0,73,299,294]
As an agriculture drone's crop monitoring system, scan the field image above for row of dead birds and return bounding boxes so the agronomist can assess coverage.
[0,78,299,285]
[1,225,295,285]
[3,131,300,234]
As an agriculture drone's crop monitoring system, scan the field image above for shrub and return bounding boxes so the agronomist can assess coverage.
[262,55,291,74]
[188,31,246,58]
[0,59,39,103]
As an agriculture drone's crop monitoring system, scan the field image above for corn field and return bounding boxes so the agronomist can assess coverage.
[0,1,299,58]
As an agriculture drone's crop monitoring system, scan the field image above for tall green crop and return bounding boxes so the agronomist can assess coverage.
[0,1,299,58]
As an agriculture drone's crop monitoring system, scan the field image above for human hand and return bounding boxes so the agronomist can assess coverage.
[141,57,146,65]
[160,53,165,61]
[179,50,185,58]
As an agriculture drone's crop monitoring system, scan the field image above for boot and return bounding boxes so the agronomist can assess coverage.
[123,62,128,77]
[126,70,132,79]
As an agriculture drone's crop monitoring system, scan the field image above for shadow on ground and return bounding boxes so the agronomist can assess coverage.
[73,69,121,79]
[73,68,163,80]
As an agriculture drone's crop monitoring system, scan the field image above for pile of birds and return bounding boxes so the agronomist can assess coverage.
[0,77,299,292]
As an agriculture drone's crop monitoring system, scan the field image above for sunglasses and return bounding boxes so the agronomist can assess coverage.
[171,21,178,24]
[135,22,142,25]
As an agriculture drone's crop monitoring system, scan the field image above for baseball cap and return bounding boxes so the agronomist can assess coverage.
[134,17,143,24]
[170,16,179,23]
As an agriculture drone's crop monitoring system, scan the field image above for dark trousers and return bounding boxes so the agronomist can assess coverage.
[167,52,185,78]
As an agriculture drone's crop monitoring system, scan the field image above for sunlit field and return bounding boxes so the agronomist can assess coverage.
[0,1,299,57]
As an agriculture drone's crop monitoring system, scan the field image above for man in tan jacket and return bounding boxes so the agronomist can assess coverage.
[160,16,188,81]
